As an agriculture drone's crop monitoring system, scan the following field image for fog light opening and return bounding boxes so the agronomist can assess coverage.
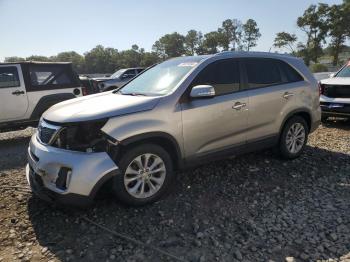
[56,167,72,190]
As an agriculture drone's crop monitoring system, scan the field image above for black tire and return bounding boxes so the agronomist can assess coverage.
[112,144,175,206]
[278,116,309,159]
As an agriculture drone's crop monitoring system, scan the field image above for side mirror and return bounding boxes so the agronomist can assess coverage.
[190,85,215,98]
[329,73,335,78]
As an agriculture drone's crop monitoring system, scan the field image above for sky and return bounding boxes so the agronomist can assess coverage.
[0,0,343,61]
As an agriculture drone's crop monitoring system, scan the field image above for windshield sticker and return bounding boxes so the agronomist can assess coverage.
[178,62,198,67]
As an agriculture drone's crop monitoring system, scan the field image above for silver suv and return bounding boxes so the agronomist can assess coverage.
[26,52,321,207]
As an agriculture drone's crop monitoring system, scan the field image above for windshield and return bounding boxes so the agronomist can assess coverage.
[118,57,205,96]
[110,69,127,79]
[336,63,350,77]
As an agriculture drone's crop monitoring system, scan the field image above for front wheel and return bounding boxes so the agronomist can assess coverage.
[112,144,175,206]
[278,116,309,159]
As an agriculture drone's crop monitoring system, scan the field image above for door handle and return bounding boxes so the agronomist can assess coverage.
[12,90,25,96]
[283,92,294,99]
[232,102,246,110]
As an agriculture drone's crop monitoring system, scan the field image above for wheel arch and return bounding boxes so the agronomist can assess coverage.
[30,93,76,120]
[118,132,184,170]
[279,108,312,136]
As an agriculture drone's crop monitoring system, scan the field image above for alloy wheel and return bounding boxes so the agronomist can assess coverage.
[286,122,306,154]
[123,153,166,199]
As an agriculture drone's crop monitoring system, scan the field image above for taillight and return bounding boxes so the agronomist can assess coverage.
[82,87,88,96]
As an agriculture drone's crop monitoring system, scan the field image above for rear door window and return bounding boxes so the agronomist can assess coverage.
[245,59,283,89]
[192,59,240,95]
[28,64,79,90]
[0,66,20,88]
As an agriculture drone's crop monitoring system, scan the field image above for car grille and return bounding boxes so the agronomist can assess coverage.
[322,84,350,98]
[38,120,60,145]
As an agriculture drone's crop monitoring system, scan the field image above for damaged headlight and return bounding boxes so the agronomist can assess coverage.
[51,119,118,153]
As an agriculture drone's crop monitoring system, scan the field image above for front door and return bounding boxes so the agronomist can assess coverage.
[0,64,28,121]
[181,59,249,158]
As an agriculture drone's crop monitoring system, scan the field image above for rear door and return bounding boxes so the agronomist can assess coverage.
[181,59,249,158]
[0,64,28,121]
[242,58,303,142]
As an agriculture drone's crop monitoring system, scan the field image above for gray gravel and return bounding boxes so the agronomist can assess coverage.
[0,120,349,262]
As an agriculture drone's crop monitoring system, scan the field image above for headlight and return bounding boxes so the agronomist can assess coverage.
[52,119,111,152]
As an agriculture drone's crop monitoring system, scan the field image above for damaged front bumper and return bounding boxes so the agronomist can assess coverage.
[26,133,119,207]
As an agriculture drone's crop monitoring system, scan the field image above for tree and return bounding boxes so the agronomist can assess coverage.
[84,45,119,73]
[218,19,242,51]
[202,31,221,54]
[25,55,51,62]
[152,32,186,58]
[53,51,85,72]
[327,4,349,65]
[140,52,160,67]
[242,19,261,51]
[273,32,298,53]
[297,4,329,65]
[4,57,25,62]
[184,30,203,55]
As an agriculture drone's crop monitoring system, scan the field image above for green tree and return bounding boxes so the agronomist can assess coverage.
[4,56,25,62]
[297,3,329,65]
[202,31,221,54]
[184,30,203,55]
[140,52,160,67]
[218,19,242,51]
[53,51,85,73]
[242,19,261,51]
[84,45,119,73]
[25,55,51,62]
[273,32,298,53]
[152,32,186,58]
[327,3,350,65]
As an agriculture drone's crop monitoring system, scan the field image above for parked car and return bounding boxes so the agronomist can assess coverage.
[314,72,334,81]
[319,61,350,121]
[0,62,83,132]
[79,75,99,95]
[26,52,321,207]
[97,67,145,92]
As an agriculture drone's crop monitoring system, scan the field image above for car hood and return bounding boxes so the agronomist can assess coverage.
[42,92,161,123]
[320,77,350,85]
[91,77,111,82]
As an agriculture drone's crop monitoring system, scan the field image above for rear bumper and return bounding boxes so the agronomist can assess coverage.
[26,133,119,207]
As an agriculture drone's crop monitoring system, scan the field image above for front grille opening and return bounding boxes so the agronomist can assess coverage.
[55,167,71,190]
[322,84,350,98]
[39,126,56,144]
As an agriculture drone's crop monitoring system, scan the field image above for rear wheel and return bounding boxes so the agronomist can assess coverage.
[112,144,175,206]
[278,116,309,159]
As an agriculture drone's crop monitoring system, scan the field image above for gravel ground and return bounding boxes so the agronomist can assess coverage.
[0,120,349,262]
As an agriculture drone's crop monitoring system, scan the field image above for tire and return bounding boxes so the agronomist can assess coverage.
[112,144,175,206]
[278,116,309,159]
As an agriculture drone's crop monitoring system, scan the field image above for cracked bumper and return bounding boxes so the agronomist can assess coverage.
[26,133,119,206]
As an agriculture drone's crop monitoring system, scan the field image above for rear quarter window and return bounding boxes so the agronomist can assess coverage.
[26,64,79,91]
